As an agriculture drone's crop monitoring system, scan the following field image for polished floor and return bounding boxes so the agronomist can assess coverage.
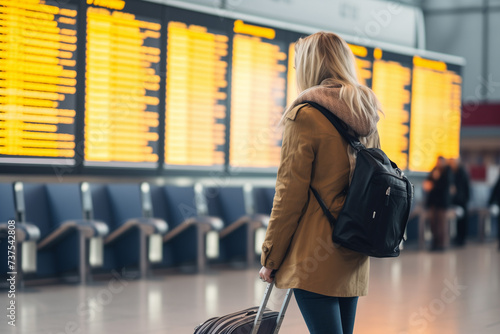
[2,243,499,334]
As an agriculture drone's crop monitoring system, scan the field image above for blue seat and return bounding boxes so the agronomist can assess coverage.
[90,183,168,278]
[253,187,275,215]
[0,183,16,223]
[23,183,58,278]
[1,182,42,284]
[151,185,197,267]
[0,183,17,283]
[150,185,222,271]
[207,187,247,226]
[89,184,119,271]
[206,186,269,265]
[22,183,107,282]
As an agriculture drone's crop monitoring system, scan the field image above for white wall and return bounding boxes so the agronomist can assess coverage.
[424,2,500,102]
[425,13,483,102]
[423,0,494,10]
[156,0,422,47]
[488,11,500,101]
[223,0,419,47]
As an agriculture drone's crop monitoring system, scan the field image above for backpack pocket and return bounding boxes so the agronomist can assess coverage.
[368,179,409,251]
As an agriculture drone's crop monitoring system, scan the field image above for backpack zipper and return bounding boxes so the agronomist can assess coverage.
[385,186,391,206]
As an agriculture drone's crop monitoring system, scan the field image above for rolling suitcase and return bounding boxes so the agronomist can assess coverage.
[194,282,293,334]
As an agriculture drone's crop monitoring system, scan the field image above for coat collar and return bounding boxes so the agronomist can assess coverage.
[285,79,379,137]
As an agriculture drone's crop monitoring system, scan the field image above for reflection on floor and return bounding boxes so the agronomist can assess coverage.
[2,243,499,334]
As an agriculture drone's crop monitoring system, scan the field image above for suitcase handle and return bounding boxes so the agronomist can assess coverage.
[251,281,293,334]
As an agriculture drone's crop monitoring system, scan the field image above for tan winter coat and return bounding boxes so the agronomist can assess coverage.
[261,82,380,297]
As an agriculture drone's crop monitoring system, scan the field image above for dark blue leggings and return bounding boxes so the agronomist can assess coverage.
[294,289,358,334]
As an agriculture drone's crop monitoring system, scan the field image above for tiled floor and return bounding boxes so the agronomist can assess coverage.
[2,243,499,334]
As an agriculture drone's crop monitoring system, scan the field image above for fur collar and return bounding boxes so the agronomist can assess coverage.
[286,79,380,137]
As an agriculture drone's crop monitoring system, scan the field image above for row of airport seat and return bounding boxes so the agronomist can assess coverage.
[1,181,496,287]
[0,182,276,286]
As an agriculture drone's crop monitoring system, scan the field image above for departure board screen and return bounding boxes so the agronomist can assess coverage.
[372,48,411,170]
[84,0,161,167]
[0,0,78,165]
[164,8,228,169]
[349,44,373,87]
[0,0,464,175]
[229,20,287,170]
[409,57,462,172]
[286,41,298,106]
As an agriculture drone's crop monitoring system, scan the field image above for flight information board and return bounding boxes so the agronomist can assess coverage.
[349,44,373,87]
[84,0,161,167]
[0,1,464,175]
[372,48,412,170]
[409,57,462,172]
[229,20,287,170]
[164,8,228,169]
[286,41,298,106]
[0,0,78,164]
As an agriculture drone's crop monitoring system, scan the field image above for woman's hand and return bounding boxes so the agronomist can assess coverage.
[259,266,274,283]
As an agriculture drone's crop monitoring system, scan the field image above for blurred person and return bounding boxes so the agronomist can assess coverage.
[422,156,453,251]
[259,32,382,334]
[488,175,500,249]
[448,158,471,246]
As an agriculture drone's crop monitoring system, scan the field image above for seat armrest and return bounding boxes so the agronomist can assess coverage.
[38,219,110,250]
[126,217,169,235]
[249,214,270,227]
[163,219,196,242]
[105,220,138,244]
[219,214,269,239]
[65,219,110,237]
[106,217,168,244]
[90,220,110,237]
[0,222,41,243]
[193,216,224,231]
[135,217,169,234]
[163,216,222,242]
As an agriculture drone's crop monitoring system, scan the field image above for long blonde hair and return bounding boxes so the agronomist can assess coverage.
[287,31,381,124]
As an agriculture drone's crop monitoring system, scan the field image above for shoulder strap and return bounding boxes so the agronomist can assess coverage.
[309,186,337,226]
[303,101,365,152]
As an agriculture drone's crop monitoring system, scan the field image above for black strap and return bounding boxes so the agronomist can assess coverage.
[309,185,349,226]
[304,101,358,225]
[309,186,337,226]
[302,101,365,152]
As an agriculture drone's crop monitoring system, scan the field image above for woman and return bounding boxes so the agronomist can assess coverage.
[258,32,382,334]
[422,156,453,251]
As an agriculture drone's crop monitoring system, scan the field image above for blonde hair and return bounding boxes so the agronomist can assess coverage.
[286,31,382,126]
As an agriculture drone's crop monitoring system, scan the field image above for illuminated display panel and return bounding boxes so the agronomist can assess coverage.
[349,43,373,87]
[0,0,77,165]
[85,0,161,167]
[409,57,462,172]
[286,41,297,106]
[0,0,464,175]
[164,8,228,169]
[230,20,287,170]
[372,48,411,170]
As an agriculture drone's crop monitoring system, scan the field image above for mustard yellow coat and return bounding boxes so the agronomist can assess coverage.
[261,104,378,297]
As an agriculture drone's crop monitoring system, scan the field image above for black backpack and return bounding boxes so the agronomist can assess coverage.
[304,101,414,258]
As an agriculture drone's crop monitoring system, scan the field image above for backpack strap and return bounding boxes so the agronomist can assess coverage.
[309,185,349,227]
[309,186,337,226]
[304,101,360,226]
[303,101,365,152]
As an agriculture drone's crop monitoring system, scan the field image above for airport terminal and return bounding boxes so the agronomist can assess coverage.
[0,0,499,333]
